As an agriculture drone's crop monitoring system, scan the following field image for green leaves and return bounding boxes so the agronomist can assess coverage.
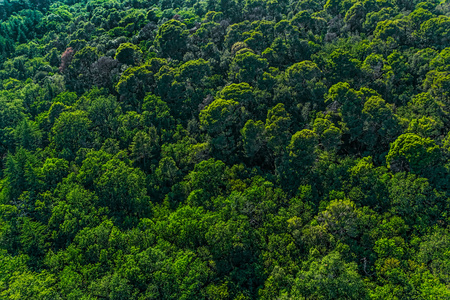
[313,118,342,151]
[386,133,440,173]
[114,43,143,66]
[229,51,268,84]
[241,119,265,158]
[50,110,92,160]
[200,99,245,161]
[291,251,368,300]
[3,1,450,299]
[95,158,149,222]
[0,269,58,299]
[265,103,291,155]
[155,19,189,60]
[287,129,317,171]
[200,99,243,136]
[362,96,400,150]
[129,127,159,170]
[415,16,450,48]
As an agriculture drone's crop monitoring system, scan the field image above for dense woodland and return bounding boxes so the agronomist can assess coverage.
[1,0,450,298]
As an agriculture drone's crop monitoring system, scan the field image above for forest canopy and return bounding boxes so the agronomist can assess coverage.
[1,0,450,299]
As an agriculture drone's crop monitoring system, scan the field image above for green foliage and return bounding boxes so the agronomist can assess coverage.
[229,51,268,84]
[129,127,159,170]
[386,133,440,173]
[287,129,317,172]
[361,96,401,153]
[291,251,369,299]
[51,110,92,160]
[94,157,150,224]
[313,117,342,151]
[241,119,266,159]
[265,103,291,155]
[415,16,450,48]
[114,43,143,66]
[1,0,450,298]
[155,19,189,60]
[115,58,167,110]
[200,98,245,161]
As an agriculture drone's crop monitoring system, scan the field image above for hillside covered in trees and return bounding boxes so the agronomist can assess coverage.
[1,0,450,298]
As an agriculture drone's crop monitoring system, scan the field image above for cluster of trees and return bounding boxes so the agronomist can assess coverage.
[1,0,450,298]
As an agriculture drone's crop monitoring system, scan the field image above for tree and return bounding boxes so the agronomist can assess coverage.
[326,82,366,147]
[155,19,189,60]
[13,119,42,151]
[426,72,450,110]
[4,148,41,204]
[406,116,441,138]
[284,60,326,107]
[373,19,409,45]
[415,16,450,49]
[327,50,360,84]
[313,117,342,151]
[317,199,360,240]
[388,173,446,230]
[90,56,120,93]
[241,119,266,160]
[386,133,440,173]
[94,158,150,225]
[403,93,445,125]
[50,111,92,160]
[59,47,74,73]
[175,59,212,115]
[41,158,69,190]
[324,0,344,15]
[155,156,180,186]
[344,2,366,32]
[142,94,175,135]
[265,103,291,156]
[48,183,101,248]
[114,43,143,65]
[185,158,227,205]
[287,129,317,175]
[68,46,100,93]
[361,96,401,155]
[229,51,268,84]
[276,129,318,190]
[0,97,25,152]
[129,128,159,171]
[116,58,167,110]
[46,47,60,68]
[86,94,121,142]
[291,251,369,299]
[0,269,58,299]
[71,46,99,75]
[199,99,246,162]
[219,82,254,105]
[417,228,450,284]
